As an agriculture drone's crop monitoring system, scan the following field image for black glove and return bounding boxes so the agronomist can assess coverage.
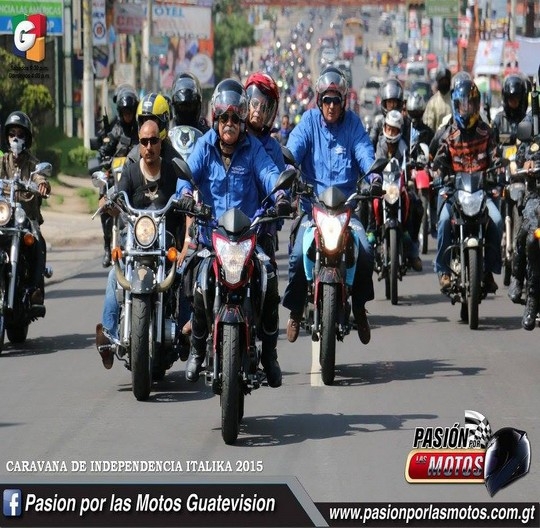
[178,195,195,213]
[275,198,293,216]
[370,179,383,197]
[432,176,443,189]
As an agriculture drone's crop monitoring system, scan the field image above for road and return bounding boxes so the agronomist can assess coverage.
[0,227,538,511]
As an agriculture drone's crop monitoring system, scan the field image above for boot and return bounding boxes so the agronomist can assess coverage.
[522,294,538,331]
[102,245,112,268]
[508,277,523,304]
[261,347,282,388]
[185,333,205,382]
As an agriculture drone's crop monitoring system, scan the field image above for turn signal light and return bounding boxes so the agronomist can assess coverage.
[166,247,178,262]
[111,247,123,261]
[23,233,35,246]
[534,228,540,240]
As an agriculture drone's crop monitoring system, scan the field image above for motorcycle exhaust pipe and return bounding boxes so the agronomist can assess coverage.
[114,259,131,291]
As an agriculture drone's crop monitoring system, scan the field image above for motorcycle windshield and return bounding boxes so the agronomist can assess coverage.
[318,186,347,209]
[455,172,484,193]
[383,158,401,185]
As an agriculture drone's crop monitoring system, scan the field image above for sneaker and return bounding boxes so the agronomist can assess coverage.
[95,323,114,369]
[483,271,498,293]
[30,288,44,305]
[408,256,423,272]
[353,306,371,345]
[508,277,523,304]
[439,273,451,290]
[286,312,302,343]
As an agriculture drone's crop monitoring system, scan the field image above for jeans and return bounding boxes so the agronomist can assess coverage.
[282,214,374,314]
[435,197,503,275]
[102,267,119,339]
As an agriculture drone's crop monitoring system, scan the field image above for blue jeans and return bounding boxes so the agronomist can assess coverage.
[282,215,374,314]
[102,267,119,339]
[435,197,503,275]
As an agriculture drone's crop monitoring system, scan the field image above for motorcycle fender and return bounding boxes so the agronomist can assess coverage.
[198,256,214,311]
[317,266,342,284]
[302,225,316,280]
[217,304,246,325]
[464,237,479,248]
[130,264,156,294]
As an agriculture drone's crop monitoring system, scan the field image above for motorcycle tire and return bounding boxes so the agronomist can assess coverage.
[0,277,5,353]
[389,229,399,305]
[420,190,430,255]
[319,283,338,386]
[131,294,153,401]
[467,248,481,330]
[221,324,241,445]
[7,324,28,344]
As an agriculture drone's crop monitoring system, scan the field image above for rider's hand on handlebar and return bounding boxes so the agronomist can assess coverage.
[38,182,50,197]
[178,195,195,213]
[370,179,383,197]
[275,197,293,217]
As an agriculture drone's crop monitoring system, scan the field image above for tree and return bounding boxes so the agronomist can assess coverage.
[213,0,255,82]
[20,84,55,134]
[0,48,29,124]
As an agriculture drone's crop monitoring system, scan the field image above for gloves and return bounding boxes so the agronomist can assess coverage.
[370,179,383,197]
[275,198,293,217]
[178,195,195,213]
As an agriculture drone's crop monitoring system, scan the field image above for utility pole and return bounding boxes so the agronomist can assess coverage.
[64,0,74,137]
[83,0,95,148]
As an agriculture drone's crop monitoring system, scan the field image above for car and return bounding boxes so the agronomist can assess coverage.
[333,59,353,88]
[359,76,384,108]
[320,47,338,66]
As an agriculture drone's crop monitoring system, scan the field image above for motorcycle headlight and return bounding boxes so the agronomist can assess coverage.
[134,216,157,247]
[457,189,484,217]
[14,205,27,225]
[214,234,255,285]
[0,200,12,226]
[383,183,400,205]
[313,207,350,253]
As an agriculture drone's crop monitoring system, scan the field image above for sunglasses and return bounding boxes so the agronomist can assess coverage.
[322,95,343,106]
[139,136,160,147]
[8,132,25,139]
[249,98,269,112]
[218,113,241,124]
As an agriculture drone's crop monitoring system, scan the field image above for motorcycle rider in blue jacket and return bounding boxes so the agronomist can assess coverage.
[282,66,382,345]
[176,79,291,388]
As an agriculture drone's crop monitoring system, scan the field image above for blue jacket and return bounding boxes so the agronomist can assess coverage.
[286,108,376,212]
[176,128,281,221]
[256,133,286,172]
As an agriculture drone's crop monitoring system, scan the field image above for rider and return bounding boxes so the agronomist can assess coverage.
[176,79,289,388]
[0,111,50,306]
[97,86,140,267]
[432,78,503,292]
[170,72,210,132]
[95,119,188,368]
[282,65,381,345]
[423,68,452,133]
[374,109,423,272]
[491,74,531,304]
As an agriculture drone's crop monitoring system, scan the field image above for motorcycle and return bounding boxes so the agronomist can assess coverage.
[409,142,432,255]
[168,125,203,161]
[91,159,191,401]
[284,148,387,385]
[372,156,411,305]
[439,161,506,330]
[185,167,296,444]
[0,162,53,352]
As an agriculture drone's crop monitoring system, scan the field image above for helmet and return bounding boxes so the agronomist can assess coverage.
[316,66,348,109]
[451,71,472,92]
[112,83,136,104]
[116,88,139,119]
[136,93,170,140]
[502,74,529,123]
[380,78,404,116]
[171,72,203,127]
[484,428,530,497]
[211,79,249,129]
[383,109,403,143]
[406,91,427,120]
[451,79,481,130]
[245,72,280,133]
[436,68,452,94]
[4,111,33,149]
[436,68,452,83]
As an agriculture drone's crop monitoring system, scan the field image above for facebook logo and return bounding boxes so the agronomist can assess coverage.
[3,489,22,517]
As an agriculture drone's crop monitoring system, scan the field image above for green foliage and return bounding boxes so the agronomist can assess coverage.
[213,0,255,81]
[20,84,55,132]
[0,49,29,123]
[35,148,61,177]
[68,145,93,168]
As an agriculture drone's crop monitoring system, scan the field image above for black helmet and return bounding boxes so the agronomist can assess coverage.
[380,78,404,116]
[315,66,348,109]
[451,79,481,130]
[5,111,33,148]
[211,78,248,130]
[484,428,530,496]
[171,72,203,127]
[116,89,139,116]
[406,91,427,120]
[502,74,529,123]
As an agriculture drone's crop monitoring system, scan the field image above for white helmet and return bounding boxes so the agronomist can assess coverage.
[383,109,403,144]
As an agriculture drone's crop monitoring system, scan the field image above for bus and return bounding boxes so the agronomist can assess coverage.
[343,17,363,59]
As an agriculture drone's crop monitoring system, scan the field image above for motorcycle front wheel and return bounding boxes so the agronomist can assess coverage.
[389,229,399,305]
[221,324,241,445]
[420,189,430,255]
[131,294,153,401]
[0,273,6,352]
[320,283,338,386]
[467,248,481,330]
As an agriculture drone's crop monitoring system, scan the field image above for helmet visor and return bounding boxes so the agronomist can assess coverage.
[213,91,248,122]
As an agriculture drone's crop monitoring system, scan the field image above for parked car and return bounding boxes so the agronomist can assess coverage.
[320,47,338,66]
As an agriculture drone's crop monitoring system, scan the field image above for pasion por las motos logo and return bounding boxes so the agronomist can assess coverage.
[12,14,47,62]
[405,410,531,496]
